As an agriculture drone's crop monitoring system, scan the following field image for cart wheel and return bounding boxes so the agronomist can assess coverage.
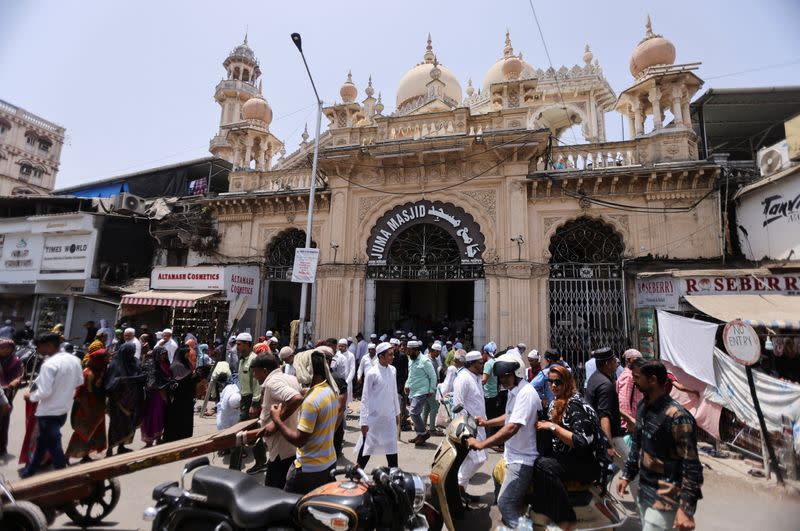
[64,477,121,526]
[1,500,48,531]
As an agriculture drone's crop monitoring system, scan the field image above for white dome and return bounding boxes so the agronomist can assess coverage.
[396,62,462,108]
[395,34,462,109]
[482,31,534,91]
[241,95,272,124]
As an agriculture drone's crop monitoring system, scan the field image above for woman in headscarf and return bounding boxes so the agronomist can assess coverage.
[66,348,109,462]
[104,343,143,456]
[0,338,22,455]
[140,346,170,446]
[185,338,198,370]
[163,346,196,442]
[194,343,213,401]
[139,333,153,358]
[82,332,107,367]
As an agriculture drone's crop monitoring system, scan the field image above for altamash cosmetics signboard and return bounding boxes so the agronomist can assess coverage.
[151,265,260,308]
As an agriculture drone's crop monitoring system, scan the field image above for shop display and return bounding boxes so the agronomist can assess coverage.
[171,299,229,344]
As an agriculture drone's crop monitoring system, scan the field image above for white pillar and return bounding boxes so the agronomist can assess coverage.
[363,278,376,337]
[649,86,662,130]
[473,278,486,348]
[671,86,684,126]
[633,100,644,136]
[64,295,76,340]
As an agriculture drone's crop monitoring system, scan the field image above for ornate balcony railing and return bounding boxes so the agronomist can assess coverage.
[366,263,485,280]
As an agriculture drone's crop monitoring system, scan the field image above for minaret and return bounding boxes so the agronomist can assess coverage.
[214,35,261,130]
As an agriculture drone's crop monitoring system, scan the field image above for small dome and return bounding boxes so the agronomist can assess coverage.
[482,31,534,91]
[629,16,676,78]
[242,94,272,124]
[340,71,358,103]
[502,56,523,80]
[396,35,462,108]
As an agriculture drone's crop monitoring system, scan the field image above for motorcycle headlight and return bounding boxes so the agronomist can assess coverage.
[410,473,426,512]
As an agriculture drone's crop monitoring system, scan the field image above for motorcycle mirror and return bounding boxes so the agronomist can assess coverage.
[452,404,464,414]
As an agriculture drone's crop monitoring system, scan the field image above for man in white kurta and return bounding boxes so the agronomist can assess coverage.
[337,338,357,407]
[356,342,400,468]
[452,350,487,501]
[357,343,377,385]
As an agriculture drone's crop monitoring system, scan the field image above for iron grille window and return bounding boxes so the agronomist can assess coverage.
[548,217,624,263]
[265,229,315,279]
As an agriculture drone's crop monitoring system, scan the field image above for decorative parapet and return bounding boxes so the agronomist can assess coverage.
[227,167,324,194]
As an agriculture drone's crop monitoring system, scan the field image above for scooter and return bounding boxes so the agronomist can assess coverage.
[145,456,442,531]
[429,406,627,531]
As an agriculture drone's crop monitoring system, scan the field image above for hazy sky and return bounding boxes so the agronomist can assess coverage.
[2,0,798,189]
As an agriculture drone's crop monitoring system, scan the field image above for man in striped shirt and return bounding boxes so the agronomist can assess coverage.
[271,349,339,494]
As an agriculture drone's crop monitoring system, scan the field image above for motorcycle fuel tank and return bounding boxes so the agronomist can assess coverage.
[296,482,374,531]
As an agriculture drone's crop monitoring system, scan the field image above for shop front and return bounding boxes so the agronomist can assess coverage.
[120,265,259,344]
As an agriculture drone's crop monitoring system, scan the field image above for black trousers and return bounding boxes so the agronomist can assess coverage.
[284,464,335,494]
[265,456,294,489]
[333,417,345,458]
[532,454,599,523]
[356,443,398,470]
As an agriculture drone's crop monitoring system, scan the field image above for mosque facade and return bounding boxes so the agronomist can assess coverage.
[203,19,720,368]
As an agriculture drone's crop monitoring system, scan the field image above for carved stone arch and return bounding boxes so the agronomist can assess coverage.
[357,191,497,263]
[528,102,587,138]
[264,227,317,279]
[543,214,629,261]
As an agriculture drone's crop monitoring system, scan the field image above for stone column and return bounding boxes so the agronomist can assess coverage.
[671,86,684,126]
[627,111,636,139]
[681,90,691,129]
[473,278,487,348]
[649,86,662,131]
[244,139,253,170]
[633,99,644,137]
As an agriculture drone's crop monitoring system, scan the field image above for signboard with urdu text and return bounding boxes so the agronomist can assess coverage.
[291,248,320,283]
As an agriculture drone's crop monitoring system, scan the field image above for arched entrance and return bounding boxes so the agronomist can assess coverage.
[365,201,485,345]
[548,217,626,385]
[263,229,316,341]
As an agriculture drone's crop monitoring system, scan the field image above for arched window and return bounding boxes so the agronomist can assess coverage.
[548,217,624,263]
[233,67,240,80]
[38,139,52,152]
[19,162,33,177]
[0,119,10,136]
[11,186,35,195]
[25,132,37,146]
[32,166,45,179]
[265,229,317,279]
[242,69,250,82]
[387,223,460,266]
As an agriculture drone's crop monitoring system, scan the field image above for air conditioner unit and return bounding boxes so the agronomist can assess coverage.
[113,192,147,215]
[757,140,790,176]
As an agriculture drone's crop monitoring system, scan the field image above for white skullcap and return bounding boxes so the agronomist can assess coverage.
[156,331,163,339]
[389,338,400,345]
[163,328,173,334]
[517,343,527,349]
[395,330,402,335]
[623,349,643,361]
[367,343,376,349]
[124,327,135,334]
[454,350,466,362]
[370,333,377,338]
[376,342,392,354]
[431,342,442,351]
[279,346,294,360]
[236,332,252,342]
[527,349,539,359]
[347,336,353,342]
[380,334,387,341]
[228,391,242,409]
[407,340,422,348]
[337,338,348,345]
[268,337,278,344]
[465,351,483,362]
[265,330,273,337]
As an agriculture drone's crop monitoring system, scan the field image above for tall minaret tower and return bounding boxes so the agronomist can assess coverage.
[210,35,282,171]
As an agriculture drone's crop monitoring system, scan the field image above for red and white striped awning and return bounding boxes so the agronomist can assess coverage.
[120,290,219,308]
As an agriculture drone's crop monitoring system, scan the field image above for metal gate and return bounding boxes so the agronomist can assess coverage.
[548,262,627,386]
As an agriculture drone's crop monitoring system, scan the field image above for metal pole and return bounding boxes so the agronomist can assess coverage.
[292,33,323,351]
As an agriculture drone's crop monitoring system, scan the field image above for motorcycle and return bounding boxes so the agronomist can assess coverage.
[429,405,627,531]
[15,342,39,385]
[145,456,442,531]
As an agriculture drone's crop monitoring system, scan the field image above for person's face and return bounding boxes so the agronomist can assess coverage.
[547,372,566,398]
[236,341,250,354]
[408,348,419,360]
[632,367,652,394]
[338,344,347,353]
[482,351,489,362]
[379,351,395,366]
[124,331,134,341]
[468,359,484,375]
[163,332,172,341]
[0,345,13,358]
[252,367,268,384]
[368,348,376,357]
[325,354,334,367]
[286,354,295,365]
[499,372,515,389]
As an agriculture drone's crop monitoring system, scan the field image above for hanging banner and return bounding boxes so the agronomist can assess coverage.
[291,248,320,283]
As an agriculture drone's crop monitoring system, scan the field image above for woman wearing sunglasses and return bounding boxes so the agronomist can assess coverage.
[533,363,603,531]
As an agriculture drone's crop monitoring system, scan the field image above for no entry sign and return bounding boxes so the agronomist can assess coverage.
[722,319,762,366]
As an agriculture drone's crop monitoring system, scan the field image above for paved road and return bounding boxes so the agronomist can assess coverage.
[2,393,800,530]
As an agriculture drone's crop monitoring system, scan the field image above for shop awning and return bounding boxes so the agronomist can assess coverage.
[685,294,800,329]
[120,290,218,308]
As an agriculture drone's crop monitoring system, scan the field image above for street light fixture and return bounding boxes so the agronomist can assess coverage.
[291,32,324,350]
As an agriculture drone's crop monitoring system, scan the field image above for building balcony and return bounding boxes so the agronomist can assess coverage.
[214,80,259,99]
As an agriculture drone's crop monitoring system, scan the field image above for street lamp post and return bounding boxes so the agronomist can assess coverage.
[291,32,323,350]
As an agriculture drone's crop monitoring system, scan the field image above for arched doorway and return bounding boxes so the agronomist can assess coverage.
[548,217,626,385]
[365,201,486,345]
[263,229,316,342]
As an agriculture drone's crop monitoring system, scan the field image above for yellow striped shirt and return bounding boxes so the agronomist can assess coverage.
[295,381,338,472]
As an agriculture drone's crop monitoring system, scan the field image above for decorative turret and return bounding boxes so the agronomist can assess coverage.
[340,71,358,103]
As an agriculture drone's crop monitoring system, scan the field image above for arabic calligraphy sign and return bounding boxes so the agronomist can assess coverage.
[366,200,485,265]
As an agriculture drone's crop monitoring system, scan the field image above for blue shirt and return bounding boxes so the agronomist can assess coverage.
[532,361,570,403]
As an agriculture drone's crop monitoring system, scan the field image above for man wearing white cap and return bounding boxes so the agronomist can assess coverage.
[156,328,178,363]
[525,350,541,382]
[357,343,378,388]
[279,346,296,376]
[453,350,487,502]
[331,339,349,381]
[123,327,142,360]
[336,338,356,406]
[357,342,400,469]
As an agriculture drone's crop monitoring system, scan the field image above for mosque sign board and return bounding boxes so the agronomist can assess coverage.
[291,248,320,283]
[366,200,485,265]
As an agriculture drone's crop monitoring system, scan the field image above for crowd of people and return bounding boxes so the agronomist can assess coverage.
[0,323,704,530]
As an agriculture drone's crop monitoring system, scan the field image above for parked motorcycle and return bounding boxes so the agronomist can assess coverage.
[145,457,441,531]
[429,405,627,531]
[15,342,39,385]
